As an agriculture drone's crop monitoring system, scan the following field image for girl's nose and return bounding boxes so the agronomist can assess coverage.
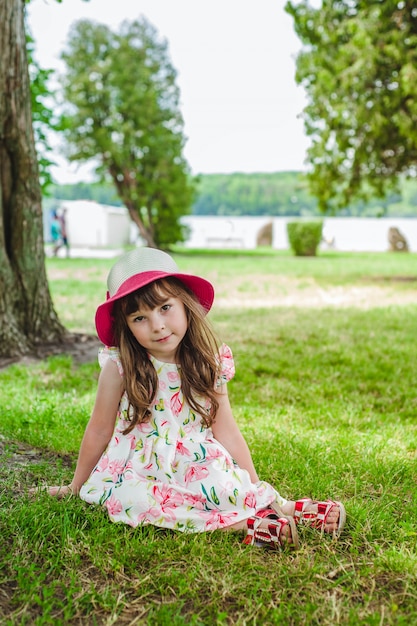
[150,312,165,332]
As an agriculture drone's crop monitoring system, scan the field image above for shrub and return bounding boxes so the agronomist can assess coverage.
[286,220,323,256]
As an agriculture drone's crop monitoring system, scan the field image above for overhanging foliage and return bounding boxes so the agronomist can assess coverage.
[286,0,417,212]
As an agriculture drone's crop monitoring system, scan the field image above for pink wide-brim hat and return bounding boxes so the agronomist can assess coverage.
[95,247,215,346]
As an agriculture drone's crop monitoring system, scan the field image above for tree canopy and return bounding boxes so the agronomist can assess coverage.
[59,17,195,248]
[285,0,417,212]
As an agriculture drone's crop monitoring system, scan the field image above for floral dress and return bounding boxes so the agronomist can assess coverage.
[79,344,285,531]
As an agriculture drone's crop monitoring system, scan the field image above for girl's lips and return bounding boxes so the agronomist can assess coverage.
[157,334,171,343]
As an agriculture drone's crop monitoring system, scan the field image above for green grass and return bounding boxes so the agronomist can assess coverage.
[1,250,417,625]
[46,250,417,334]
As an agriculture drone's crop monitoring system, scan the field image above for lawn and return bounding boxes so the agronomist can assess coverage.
[1,249,417,625]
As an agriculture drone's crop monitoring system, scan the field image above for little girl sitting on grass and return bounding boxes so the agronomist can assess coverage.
[46,247,346,549]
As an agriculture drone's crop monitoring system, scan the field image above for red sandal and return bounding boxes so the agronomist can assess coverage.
[243,508,299,550]
[293,498,346,536]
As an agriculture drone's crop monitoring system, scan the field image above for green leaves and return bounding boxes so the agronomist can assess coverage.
[286,220,323,256]
[26,30,57,192]
[286,0,417,212]
[59,17,195,247]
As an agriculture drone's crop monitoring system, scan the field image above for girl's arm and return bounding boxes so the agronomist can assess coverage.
[48,358,124,497]
[211,385,259,483]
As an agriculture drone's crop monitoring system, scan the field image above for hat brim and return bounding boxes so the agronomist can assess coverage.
[95,270,214,346]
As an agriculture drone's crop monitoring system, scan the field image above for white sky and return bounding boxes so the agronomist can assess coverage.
[26,0,310,184]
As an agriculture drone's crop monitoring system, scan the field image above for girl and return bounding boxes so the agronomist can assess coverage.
[47,247,346,549]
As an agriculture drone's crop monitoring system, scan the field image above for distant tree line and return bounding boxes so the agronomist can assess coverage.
[48,181,123,206]
[47,171,417,217]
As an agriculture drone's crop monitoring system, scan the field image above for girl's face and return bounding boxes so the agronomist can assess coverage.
[126,293,188,363]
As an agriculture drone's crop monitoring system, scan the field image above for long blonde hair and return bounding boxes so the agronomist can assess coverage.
[112,277,221,434]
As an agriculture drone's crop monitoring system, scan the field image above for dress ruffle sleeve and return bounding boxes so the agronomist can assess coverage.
[216,343,235,387]
[98,346,124,377]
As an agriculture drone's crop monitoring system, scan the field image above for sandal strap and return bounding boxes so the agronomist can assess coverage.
[294,498,345,533]
[243,514,298,549]
[294,498,317,523]
[253,507,279,521]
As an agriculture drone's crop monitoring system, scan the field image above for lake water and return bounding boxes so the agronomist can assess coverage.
[47,200,417,254]
[181,216,417,253]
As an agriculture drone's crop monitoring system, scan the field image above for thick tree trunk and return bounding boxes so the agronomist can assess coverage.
[0,0,66,357]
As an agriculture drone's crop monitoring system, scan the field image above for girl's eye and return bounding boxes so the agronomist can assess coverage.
[133,315,145,322]
[161,304,171,312]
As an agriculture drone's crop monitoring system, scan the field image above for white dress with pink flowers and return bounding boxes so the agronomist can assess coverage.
[79,344,284,531]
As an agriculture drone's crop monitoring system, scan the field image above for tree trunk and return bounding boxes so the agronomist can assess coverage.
[125,202,157,249]
[109,164,157,248]
[0,0,66,357]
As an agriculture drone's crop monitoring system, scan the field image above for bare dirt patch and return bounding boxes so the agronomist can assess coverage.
[214,275,417,309]
[0,436,74,480]
[0,333,102,371]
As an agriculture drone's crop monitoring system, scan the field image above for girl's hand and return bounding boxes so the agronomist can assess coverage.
[48,485,74,498]
[29,484,77,498]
